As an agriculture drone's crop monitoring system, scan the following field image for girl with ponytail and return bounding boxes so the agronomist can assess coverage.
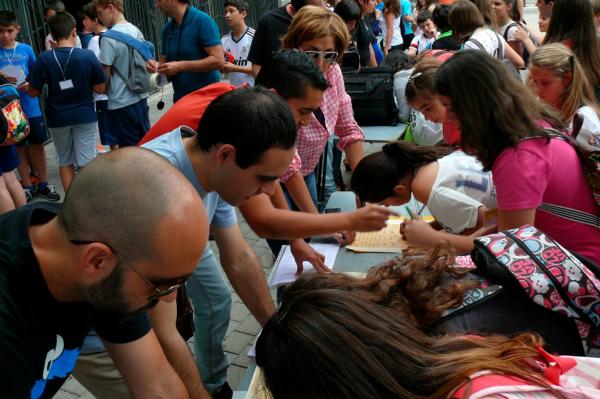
[351,141,496,252]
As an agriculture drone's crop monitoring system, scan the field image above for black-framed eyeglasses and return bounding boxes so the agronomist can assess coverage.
[70,240,186,301]
[301,50,339,64]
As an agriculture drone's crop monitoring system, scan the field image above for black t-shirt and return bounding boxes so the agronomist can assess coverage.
[247,6,292,66]
[356,16,375,67]
[0,203,151,399]
[432,36,461,51]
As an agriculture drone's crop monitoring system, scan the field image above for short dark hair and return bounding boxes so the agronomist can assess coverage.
[48,11,76,41]
[45,0,66,13]
[195,86,297,169]
[433,4,452,32]
[82,2,98,21]
[224,0,249,15]
[334,0,361,23]
[417,10,433,25]
[255,49,329,100]
[0,10,17,27]
[382,49,414,73]
[291,0,313,10]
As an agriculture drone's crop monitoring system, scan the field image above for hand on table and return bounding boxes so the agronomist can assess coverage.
[290,239,330,275]
[400,216,442,248]
[349,204,398,232]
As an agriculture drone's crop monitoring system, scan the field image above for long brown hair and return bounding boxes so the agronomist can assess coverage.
[449,0,485,39]
[544,0,600,88]
[434,50,564,170]
[256,284,552,399]
[284,245,476,328]
[383,0,401,18]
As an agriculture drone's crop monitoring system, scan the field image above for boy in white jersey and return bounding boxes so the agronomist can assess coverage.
[221,0,254,86]
[408,10,437,57]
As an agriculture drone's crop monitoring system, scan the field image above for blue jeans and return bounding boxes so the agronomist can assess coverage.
[186,247,231,394]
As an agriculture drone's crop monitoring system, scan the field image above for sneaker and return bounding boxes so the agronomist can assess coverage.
[36,184,61,201]
[213,382,233,399]
[24,187,34,203]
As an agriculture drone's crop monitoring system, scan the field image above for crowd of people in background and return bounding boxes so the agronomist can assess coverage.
[1,0,600,398]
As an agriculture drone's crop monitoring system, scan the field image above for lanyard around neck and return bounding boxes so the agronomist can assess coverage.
[2,43,18,64]
[168,5,190,61]
[52,47,74,81]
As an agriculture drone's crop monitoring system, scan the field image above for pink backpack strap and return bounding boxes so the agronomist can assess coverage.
[450,372,531,398]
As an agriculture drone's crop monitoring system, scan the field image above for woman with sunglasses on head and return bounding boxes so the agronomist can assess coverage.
[269,6,364,248]
[434,50,600,263]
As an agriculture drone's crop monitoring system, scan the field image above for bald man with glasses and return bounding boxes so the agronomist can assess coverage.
[0,147,208,399]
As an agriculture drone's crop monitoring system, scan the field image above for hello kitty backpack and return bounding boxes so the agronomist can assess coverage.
[471,225,600,355]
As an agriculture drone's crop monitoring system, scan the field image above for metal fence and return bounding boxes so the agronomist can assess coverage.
[0,0,279,55]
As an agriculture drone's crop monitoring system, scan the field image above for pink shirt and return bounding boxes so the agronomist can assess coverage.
[493,138,600,264]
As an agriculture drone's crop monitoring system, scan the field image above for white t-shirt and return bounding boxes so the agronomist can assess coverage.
[409,33,435,55]
[45,33,81,51]
[427,151,496,233]
[464,27,507,59]
[498,20,519,42]
[221,27,255,87]
[87,33,108,102]
[381,14,403,48]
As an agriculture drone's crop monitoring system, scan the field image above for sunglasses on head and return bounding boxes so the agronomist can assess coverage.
[302,50,339,64]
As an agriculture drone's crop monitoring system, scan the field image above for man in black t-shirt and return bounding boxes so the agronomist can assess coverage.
[248,0,326,76]
[0,148,208,398]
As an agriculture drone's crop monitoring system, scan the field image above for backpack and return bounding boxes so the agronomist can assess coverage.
[471,224,600,355]
[523,127,600,228]
[451,347,600,399]
[466,32,522,82]
[101,29,155,95]
[503,21,530,66]
[343,66,399,126]
[0,80,29,146]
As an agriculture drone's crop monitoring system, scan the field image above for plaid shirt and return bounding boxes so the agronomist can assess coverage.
[280,63,365,182]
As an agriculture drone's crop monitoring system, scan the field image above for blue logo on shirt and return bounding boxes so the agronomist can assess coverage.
[31,334,80,399]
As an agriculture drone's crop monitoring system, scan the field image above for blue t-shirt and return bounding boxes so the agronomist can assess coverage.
[0,42,41,118]
[28,47,105,128]
[401,0,414,35]
[143,127,237,255]
[161,6,222,103]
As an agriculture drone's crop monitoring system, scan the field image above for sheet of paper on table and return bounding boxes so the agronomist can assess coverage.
[347,216,435,253]
[268,243,340,288]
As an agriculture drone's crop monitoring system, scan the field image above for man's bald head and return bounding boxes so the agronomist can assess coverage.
[58,148,207,262]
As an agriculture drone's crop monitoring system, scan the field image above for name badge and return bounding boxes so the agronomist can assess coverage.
[59,79,74,90]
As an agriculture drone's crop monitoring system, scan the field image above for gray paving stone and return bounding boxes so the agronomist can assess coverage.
[227,365,248,390]
[223,331,255,355]
[230,302,251,323]
[237,316,261,336]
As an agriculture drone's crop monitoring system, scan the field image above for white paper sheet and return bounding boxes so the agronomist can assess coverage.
[268,243,340,288]
[0,65,26,85]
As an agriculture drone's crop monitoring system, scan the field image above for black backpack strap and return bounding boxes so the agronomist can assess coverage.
[503,22,519,41]
[538,202,600,228]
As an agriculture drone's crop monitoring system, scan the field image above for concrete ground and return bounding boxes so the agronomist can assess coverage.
[53,84,272,398]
